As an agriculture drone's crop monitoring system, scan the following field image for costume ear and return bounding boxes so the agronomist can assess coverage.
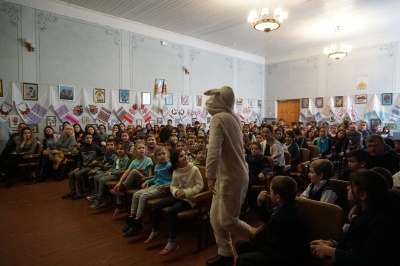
[204,89,220,96]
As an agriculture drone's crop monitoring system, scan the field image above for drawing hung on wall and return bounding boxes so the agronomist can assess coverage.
[94,88,105,103]
[59,85,75,101]
[23,83,38,101]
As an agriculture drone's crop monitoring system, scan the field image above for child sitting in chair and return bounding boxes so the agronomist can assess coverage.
[300,159,337,204]
[236,176,309,265]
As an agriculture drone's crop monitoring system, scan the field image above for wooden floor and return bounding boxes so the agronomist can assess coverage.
[0,177,262,266]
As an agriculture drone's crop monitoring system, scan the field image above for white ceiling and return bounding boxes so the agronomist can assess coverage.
[58,0,400,58]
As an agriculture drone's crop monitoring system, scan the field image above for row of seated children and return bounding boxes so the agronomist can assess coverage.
[236,169,399,266]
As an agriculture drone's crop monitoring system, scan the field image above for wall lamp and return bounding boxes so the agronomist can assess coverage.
[24,38,36,52]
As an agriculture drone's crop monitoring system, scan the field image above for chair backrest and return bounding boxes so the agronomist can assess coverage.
[265,156,275,172]
[331,179,351,214]
[308,145,320,160]
[299,148,310,163]
[297,197,344,242]
[284,151,291,165]
[197,165,208,193]
[35,142,42,155]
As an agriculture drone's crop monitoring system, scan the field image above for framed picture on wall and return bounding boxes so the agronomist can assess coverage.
[82,116,90,124]
[370,119,382,131]
[9,115,20,128]
[385,123,396,130]
[119,89,129,103]
[142,92,151,105]
[248,99,254,108]
[0,79,3,97]
[27,124,38,133]
[136,119,142,127]
[46,116,56,127]
[329,116,335,122]
[301,98,309,108]
[22,83,38,101]
[196,95,203,106]
[382,93,393,105]
[315,97,323,108]
[59,85,75,101]
[157,117,163,125]
[355,94,367,104]
[166,93,173,105]
[94,88,105,103]
[181,95,189,105]
[334,96,343,107]
[236,98,243,105]
[258,100,262,108]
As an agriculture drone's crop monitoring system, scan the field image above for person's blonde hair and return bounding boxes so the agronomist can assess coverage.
[63,125,75,138]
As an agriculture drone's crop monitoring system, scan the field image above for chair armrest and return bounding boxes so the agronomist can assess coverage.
[250,224,267,240]
[22,154,40,159]
[191,191,212,202]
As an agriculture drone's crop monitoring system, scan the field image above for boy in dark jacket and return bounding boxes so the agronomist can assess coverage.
[62,132,103,200]
[236,176,309,266]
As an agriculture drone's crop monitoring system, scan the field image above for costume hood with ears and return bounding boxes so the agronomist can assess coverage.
[204,86,235,116]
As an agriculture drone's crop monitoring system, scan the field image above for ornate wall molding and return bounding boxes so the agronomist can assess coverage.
[130,34,144,49]
[104,28,120,45]
[37,12,59,32]
[172,44,183,58]
[379,43,396,57]
[225,57,233,68]
[267,64,277,75]
[0,2,20,27]
[189,48,200,61]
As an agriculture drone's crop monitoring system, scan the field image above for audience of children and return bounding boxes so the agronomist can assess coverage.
[88,142,130,209]
[122,146,172,236]
[338,149,367,181]
[110,142,154,216]
[300,159,337,204]
[192,148,207,166]
[144,149,204,255]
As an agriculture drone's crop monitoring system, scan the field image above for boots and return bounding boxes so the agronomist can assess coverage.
[34,156,48,183]
[125,217,143,236]
[55,163,67,181]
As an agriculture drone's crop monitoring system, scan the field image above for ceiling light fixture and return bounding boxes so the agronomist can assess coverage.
[247,0,288,33]
[324,26,352,60]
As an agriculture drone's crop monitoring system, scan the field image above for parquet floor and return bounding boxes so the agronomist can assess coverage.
[0,177,261,266]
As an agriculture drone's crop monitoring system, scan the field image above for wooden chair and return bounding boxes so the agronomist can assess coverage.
[161,165,214,253]
[290,148,311,189]
[308,145,320,162]
[331,179,351,215]
[17,142,42,181]
[252,197,345,266]
[283,151,292,175]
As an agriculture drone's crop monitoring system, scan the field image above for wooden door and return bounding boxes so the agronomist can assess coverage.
[277,99,300,125]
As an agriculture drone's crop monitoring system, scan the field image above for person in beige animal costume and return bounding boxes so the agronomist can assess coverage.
[204,86,253,266]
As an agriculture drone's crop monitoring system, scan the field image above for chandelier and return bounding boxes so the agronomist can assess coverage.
[247,0,288,32]
[324,26,352,60]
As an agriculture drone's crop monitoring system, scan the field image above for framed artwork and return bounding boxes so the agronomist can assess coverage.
[166,93,173,105]
[46,116,56,127]
[355,94,367,104]
[196,95,203,106]
[22,83,38,101]
[382,93,393,105]
[329,116,335,122]
[136,119,142,127]
[248,99,254,108]
[119,89,129,103]
[370,119,381,131]
[334,96,343,107]
[301,98,309,108]
[181,95,189,105]
[0,79,3,97]
[59,125,64,132]
[59,85,75,101]
[315,97,323,108]
[257,100,262,108]
[385,123,396,130]
[94,88,105,103]
[90,124,98,130]
[9,115,20,128]
[149,120,155,127]
[157,117,163,125]
[82,116,90,124]
[236,98,243,105]
[26,124,38,133]
[155,79,165,94]
[142,92,151,105]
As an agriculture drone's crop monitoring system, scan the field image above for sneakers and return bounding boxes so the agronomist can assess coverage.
[87,194,97,201]
[61,192,75,199]
[90,200,105,209]
[110,184,126,195]
[113,208,125,217]
[125,219,143,236]
[71,193,84,200]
